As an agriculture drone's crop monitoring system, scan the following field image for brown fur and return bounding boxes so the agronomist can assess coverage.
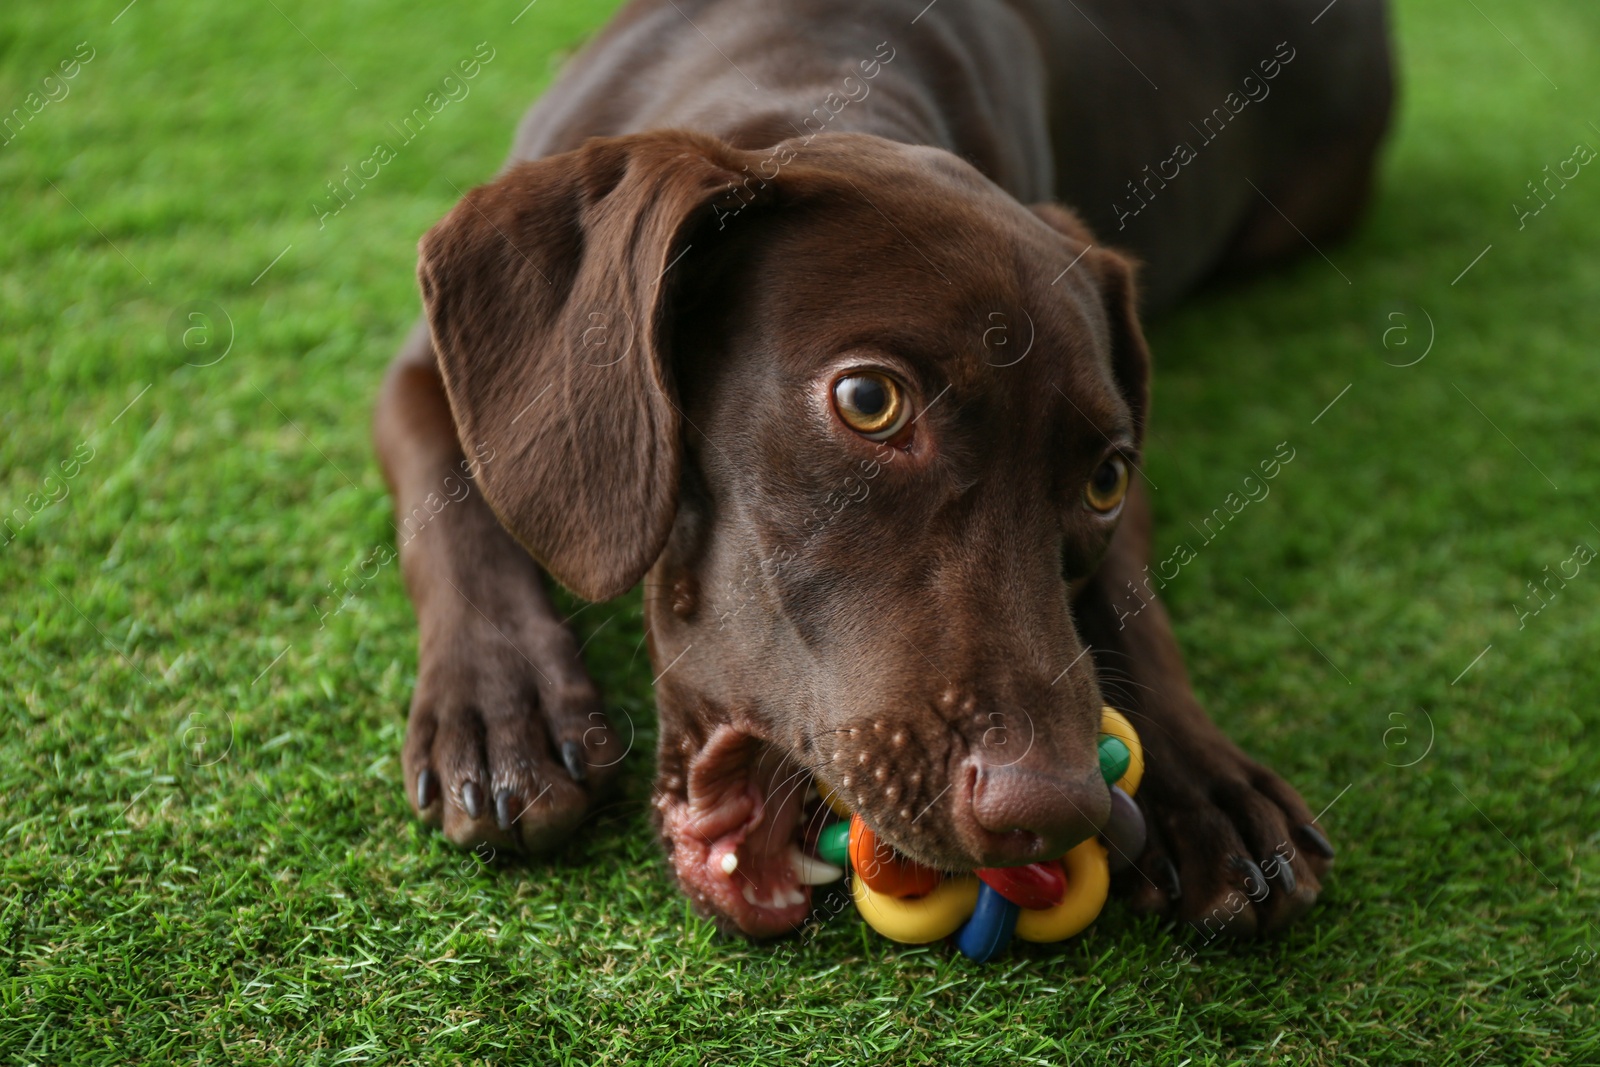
[376,0,1390,937]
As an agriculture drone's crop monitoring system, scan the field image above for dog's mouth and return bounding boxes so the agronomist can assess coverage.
[655,724,845,937]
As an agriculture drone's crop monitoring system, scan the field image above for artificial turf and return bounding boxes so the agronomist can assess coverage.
[2,0,1597,1063]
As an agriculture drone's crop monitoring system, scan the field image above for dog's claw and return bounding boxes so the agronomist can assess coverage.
[1231,855,1268,898]
[494,788,518,831]
[416,769,438,810]
[1160,855,1182,900]
[1265,853,1297,894]
[1298,823,1335,858]
[561,740,587,783]
[461,780,484,820]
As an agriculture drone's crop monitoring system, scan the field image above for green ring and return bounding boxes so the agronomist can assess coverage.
[1098,735,1131,785]
[817,820,851,867]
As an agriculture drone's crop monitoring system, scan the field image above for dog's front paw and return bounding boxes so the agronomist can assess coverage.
[402,613,622,854]
[1115,727,1334,937]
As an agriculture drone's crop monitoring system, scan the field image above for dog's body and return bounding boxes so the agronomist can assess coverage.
[377,0,1392,938]
[505,0,1388,310]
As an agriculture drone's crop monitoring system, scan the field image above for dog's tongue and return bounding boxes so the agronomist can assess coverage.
[656,724,813,937]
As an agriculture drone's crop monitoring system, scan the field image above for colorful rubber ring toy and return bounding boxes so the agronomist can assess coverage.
[817,707,1144,962]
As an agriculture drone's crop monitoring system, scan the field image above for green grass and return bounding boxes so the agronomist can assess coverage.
[2,0,1597,1063]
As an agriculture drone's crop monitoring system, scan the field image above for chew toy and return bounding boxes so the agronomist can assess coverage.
[811,707,1144,962]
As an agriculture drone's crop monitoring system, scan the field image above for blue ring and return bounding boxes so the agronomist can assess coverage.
[955,882,1021,963]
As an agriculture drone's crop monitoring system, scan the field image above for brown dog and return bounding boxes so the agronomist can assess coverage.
[375,0,1393,938]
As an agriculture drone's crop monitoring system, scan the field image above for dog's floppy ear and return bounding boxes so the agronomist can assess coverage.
[1030,204,1152,445]
[419,132,756,601]
[1087,247,1151,445]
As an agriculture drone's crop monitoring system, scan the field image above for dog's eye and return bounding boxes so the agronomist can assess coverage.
[1084,457,1129,514]
[832,372,908,440]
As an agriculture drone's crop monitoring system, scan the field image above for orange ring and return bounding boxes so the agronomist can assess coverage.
[849,815,942,898]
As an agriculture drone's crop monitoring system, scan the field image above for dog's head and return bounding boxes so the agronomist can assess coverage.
[419,130,1149,936]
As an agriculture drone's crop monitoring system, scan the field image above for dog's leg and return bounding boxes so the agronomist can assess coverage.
[374,322,621,853]
[1072,481,1333,936]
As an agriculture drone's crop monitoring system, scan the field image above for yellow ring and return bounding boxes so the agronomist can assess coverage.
[1013,838,1110,943]
[1100,707,1144,797]
[817,781,853,819]
[852,874,978,944]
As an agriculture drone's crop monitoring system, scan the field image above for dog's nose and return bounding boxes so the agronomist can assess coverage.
[965,762,1109,866]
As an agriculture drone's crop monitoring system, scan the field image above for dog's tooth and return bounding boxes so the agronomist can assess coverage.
[769,888,789,909]
[720,852,739,876]
[789,844,843,885]
[742,884,760,906]
[786,887,807,907]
